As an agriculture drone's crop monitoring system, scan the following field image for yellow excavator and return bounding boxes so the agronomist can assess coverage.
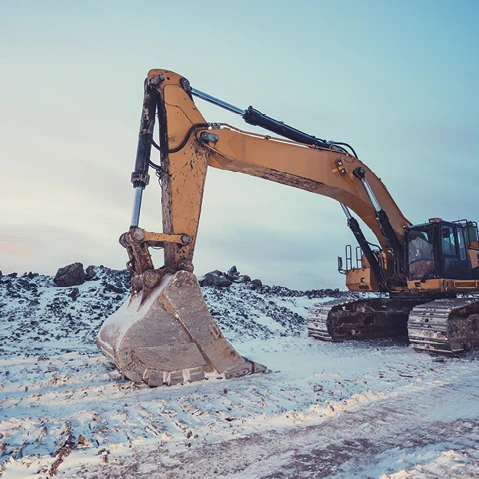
[97,69,479,386]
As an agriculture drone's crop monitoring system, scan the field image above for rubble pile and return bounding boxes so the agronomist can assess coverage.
[0,263,350,354]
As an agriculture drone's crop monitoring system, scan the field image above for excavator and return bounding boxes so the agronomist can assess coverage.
[97,69,479,387]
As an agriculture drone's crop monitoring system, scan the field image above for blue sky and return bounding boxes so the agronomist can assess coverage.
[1,0,478,289]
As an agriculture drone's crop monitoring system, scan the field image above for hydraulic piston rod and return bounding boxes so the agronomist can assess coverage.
[191,87,330,149]
[128,77,160,228]
[353,167,404,271]
[191,87,245,115]
[130,187,143,228]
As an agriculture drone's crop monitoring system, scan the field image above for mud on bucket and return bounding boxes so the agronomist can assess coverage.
[96,270,266,386]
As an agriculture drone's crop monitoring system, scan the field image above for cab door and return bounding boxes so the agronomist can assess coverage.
[440,224,472,279]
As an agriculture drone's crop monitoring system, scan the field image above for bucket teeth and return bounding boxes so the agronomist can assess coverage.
[97,270,265,386]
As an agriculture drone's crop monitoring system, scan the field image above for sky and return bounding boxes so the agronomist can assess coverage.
[1,0,478,289]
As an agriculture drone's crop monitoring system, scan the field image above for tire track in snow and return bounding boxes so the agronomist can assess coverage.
[87,367,479,479]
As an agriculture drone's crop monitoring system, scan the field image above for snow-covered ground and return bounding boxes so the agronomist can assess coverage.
[0,267,478,478]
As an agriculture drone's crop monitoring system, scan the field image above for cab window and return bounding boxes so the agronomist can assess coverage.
[441,226,456,256]
[457,228,467,261]
[408,230,433,263]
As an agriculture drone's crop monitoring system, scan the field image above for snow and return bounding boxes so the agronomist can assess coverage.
[95,273,173,361]
[0,267,478,478]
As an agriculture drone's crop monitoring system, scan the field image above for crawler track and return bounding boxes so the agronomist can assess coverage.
[307,298,359,341]
[307,297,426,342]
[308,296,479,356]
[408,298,479,354]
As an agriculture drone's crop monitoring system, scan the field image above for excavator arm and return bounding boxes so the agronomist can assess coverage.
[146,69,410,284]
[97,69,413,386]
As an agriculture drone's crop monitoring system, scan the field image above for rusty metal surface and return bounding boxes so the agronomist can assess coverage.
[96,271,266,387]
[119,230,154,278]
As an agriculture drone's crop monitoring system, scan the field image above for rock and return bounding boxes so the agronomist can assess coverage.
[226,265,240,281]
[198,273,214,287]
[68,288,80,301]
[53,263,86,287]
[227,265,238,276]
[104,284,125,294]
[77,435,90,447]
[7,273,17,278]
[200,271,232,288]
[85,265,97,281]
[235,275,251,283]
[215,276,233,287]
[251,279,263,290]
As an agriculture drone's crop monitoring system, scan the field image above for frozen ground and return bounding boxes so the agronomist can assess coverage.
[0,267,478,478]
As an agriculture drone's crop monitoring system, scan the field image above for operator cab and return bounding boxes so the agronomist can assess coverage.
[405,218,477,280]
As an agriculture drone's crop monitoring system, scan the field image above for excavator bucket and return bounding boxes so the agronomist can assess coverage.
[97,271,266,386]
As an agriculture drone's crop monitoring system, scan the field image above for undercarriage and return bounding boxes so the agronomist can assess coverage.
[307,296,479,355]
